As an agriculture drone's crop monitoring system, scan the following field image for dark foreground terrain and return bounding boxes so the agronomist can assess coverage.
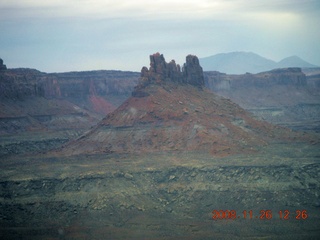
[1,143,320,240]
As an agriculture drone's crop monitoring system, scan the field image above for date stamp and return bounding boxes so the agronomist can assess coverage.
[212,210,308,220]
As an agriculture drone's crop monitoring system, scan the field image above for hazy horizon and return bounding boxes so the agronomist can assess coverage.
[1,0,319,73]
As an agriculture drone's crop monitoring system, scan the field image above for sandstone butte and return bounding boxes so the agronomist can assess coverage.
[60,53,306,157]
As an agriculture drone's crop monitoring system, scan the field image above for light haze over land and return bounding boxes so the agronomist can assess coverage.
[0,0,319,72]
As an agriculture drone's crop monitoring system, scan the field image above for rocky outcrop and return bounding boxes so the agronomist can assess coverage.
[183,55,204,86]
[46,70,139,99]
[0,58,6,71]
[0,69,46,99]
[0,66,139,136]
[205,68,307,91]
[307,74,320,89]
[133,53,204,97]
[0,69,139,100]
[204,68,320,131]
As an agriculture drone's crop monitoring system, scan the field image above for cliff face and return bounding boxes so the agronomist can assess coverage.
[205,68,320,131]
[205,68,307,91]
[303,68,320,92]
[0,66,139,143]
[0,65,139,156]
[0,69,46,99]
[0,69,138,101]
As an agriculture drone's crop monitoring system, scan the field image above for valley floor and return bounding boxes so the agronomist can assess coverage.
[0,143,319,239]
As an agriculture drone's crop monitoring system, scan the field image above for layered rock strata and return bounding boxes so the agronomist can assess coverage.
[204,68,320,131]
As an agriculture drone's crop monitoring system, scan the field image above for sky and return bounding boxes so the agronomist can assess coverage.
[0,0,319,72]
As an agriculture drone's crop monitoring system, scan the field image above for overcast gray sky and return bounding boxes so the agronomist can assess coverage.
[0,0,319,72]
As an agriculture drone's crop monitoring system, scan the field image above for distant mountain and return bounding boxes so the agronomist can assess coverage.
[199,52,319,74]
[277,55,318,68]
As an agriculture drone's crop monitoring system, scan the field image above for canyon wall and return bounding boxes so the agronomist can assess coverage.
[0,69,138,101]
[0,65,139,156]
[204,68,320,131]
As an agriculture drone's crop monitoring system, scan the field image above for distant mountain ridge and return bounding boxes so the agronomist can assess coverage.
[199,52,319,74]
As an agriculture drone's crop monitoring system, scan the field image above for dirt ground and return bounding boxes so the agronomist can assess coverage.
[1,142,319,239]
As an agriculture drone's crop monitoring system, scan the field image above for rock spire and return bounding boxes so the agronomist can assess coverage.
[133,53,204,97]
[0,58,7,71]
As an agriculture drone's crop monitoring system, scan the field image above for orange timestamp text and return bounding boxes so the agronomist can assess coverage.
[212,209,308,220]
